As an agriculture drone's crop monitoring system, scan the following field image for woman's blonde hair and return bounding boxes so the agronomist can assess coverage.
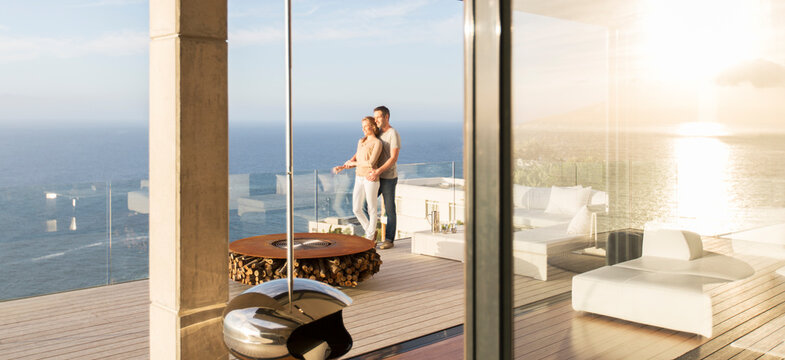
[362,116,380,138]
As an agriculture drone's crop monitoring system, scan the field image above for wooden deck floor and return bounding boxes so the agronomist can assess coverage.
[0,238,500,359]
[1,237,782,359]
[387,237,785,359]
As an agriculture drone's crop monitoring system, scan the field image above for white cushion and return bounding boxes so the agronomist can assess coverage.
[642,228,704,260]
[589,190,608,207]
[544,186,592,216]
[615,252,754,282]
[513,184,531,208]
[513,208,572,228]
[566,205,592,235]
[229,174,251,210]
[528,187,551,210]
[513,224,586,253]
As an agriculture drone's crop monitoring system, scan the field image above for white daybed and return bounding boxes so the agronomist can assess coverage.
[572,228,754,337]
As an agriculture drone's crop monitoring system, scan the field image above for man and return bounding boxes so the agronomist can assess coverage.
[366,106,400,249]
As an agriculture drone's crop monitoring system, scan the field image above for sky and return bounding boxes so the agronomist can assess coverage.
[0,0,464,127]
[4,0,783,134]
[512,0,785,134]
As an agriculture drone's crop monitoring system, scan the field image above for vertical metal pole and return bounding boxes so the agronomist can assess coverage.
[605,28,612,222]
[452,161,456,224]
[314,169,318,224]
[574,164,578,186]
[106,182,110,285]
[284,0,294,312]
[108,182,112,284]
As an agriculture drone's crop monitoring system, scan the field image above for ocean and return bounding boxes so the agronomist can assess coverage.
[0,123,463,300]
[0,123,464,187]
[3,124,785,301]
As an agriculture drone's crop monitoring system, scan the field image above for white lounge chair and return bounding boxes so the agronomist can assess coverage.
[128,175,250,214]
[237,174,315,216]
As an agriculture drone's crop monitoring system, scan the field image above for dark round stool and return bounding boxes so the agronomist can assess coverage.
[606,229,644,265]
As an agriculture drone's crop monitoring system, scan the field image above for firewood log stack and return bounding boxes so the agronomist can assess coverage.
[228,249,382,287]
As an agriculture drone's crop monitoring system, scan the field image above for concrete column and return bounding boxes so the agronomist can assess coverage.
[148,1,228,359]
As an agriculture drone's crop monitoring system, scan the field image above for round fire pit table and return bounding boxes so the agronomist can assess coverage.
[229,232,381,287]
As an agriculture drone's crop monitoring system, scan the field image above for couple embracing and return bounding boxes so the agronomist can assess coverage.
[332,106,400,250]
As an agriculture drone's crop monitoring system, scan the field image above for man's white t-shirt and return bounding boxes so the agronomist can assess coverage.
[378,127,401,179]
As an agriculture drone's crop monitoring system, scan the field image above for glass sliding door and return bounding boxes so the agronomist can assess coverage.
[504,0,785,358]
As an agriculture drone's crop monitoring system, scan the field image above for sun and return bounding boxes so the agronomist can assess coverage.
[638,0,763,81]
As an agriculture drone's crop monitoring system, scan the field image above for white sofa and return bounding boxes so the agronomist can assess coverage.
[128,175,250,214]
[513,185,607,228]
[572,228,754,337]
[396,180,606,235]
[397,181,607,276]
[511,185,607,280]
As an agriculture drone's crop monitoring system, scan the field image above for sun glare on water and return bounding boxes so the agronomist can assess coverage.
[676,122,729,137]
[675,136,731,235]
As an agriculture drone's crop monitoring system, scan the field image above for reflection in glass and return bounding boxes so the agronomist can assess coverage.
[510,0,785,358]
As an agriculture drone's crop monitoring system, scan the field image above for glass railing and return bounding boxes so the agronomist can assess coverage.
[230,161,463,240]
[0,180,149,301]
[513,157,785,239]
[5,157,784,301]
[0,161,462,301]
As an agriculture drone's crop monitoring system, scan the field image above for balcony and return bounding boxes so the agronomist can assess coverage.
[2,235,785,358]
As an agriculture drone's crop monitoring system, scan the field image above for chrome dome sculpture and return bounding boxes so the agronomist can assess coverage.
[222,1,353,359]
[223,279,353,359]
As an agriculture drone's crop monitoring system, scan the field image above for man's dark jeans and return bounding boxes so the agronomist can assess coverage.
[363,177,397,243]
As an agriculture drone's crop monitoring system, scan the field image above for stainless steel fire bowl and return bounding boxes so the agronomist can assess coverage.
[222,278,353,359]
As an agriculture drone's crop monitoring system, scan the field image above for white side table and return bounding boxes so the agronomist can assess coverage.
[583,204,609,256]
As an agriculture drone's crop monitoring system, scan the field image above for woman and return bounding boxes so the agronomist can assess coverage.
[333,116,383,241]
